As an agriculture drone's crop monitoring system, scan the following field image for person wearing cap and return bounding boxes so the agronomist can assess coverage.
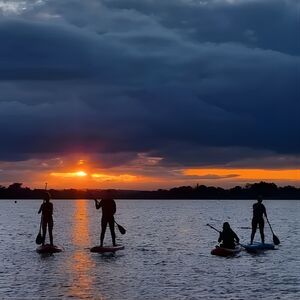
[250,196,267,244]
[218,222,240,249]
[38,192,54,246]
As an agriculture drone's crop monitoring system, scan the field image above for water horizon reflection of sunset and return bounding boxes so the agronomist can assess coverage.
[67,200,101,299]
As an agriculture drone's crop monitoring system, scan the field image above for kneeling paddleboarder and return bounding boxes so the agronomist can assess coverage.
[38,192,54,246]
[94,191,116,247]
[218,222,239,249]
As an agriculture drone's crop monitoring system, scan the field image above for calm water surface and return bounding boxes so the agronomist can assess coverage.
[0,199,299,299]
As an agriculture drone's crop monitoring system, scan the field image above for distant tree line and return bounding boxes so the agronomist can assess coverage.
[0,182,299,199]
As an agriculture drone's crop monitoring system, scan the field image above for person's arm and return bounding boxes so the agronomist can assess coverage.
[94,199,101,209]
[234,232,240,244]
[218,232,222,243]
[50,203,53,215]
[263,205,267,218]
[38,204,43,214]
[112,200,116,215]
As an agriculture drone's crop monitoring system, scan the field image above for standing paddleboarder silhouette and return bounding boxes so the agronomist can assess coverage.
[94,191,116,247]
[38,192,54,246]
[250,196,267,244]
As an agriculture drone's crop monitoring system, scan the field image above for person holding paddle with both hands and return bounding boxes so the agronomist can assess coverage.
[218,222,239,249]
[38,192,54,246]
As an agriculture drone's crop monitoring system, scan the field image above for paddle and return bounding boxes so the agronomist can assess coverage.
[266,217,280,245]
[35,216,43,245]
[115,220,126,235]
[36,182,47,245]
[93,198,126,235]
[206,223,221,233]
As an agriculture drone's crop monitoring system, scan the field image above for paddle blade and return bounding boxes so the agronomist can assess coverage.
[117,224,126,235]
[273,234,280,245]
[36,233,43,245]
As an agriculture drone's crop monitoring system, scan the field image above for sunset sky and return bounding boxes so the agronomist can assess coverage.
[0,0,299,189]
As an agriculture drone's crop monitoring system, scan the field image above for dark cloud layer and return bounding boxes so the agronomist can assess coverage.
[0,0,299,170]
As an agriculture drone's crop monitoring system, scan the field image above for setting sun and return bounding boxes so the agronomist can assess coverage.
[50,171,88,178]
[76,171,87,177]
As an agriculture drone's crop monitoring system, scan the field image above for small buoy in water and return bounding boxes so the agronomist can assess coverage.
[14,200,17,203]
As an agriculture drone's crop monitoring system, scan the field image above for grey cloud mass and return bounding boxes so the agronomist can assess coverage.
[0,0,299,170]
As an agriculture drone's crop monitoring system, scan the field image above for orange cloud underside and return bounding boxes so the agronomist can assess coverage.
[4,155,299,189]
[91,173,136,182]
[183,168,300,181]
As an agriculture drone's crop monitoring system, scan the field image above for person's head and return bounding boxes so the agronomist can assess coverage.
[223,222,230,230]
[257,195,263,203]
[102,189,113,201]
[43,192,51,203]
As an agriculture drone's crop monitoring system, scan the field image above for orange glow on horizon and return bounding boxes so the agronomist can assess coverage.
[183,168,300,181]
[3,153,300,189]
[91,173,137,182]
[36,163,300,189]
[51,171,87,178]
[50,170,139,182]
[46,168,150,188]
[76,171,87,177]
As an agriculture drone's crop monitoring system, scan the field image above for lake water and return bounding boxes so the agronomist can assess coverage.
[0,199,299,299]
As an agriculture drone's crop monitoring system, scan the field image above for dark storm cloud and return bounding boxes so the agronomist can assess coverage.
[0,0,299,168]
[103,0,300,55]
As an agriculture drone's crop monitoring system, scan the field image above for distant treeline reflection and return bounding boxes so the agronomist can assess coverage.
[0,182,300,199]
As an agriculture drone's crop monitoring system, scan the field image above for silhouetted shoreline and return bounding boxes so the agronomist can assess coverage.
[1,182,300,199]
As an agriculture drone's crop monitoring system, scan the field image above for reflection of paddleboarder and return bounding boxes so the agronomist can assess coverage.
[94,191,116,247]
[250,196,267,244]
[38,192,54,246]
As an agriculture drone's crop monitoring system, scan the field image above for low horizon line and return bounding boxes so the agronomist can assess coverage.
[2,181,300,192]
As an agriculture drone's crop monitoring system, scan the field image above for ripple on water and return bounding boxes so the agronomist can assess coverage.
[0,199,299,299]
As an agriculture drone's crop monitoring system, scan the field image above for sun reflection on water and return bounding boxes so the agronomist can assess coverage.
[67,200,103,299]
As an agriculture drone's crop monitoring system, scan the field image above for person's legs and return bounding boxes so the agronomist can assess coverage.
[259,219,265,243]
[48,219,54,246]
[100,218,108,247]
[251,219,258,244]
[42,222,47,246]
[108,218,116,246]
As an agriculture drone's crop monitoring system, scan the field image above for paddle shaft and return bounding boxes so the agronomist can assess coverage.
[266,217,280,245]
[41,182,48,227]
[114,220,120,226]
[266,217,274,234]
[37,183,47,238]
[39,215,43,233]
[206,224,221,233]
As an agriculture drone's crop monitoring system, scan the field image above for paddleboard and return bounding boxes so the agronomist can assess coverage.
[36,244,62,254]
[211,245,242,257]
[90,245,124,253]
[241,242,275,253]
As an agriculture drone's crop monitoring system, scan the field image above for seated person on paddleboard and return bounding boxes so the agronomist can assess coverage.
[218,222,239,249]
[94,191,116,247]
[250,196,267,244]
[38,192,54,246]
